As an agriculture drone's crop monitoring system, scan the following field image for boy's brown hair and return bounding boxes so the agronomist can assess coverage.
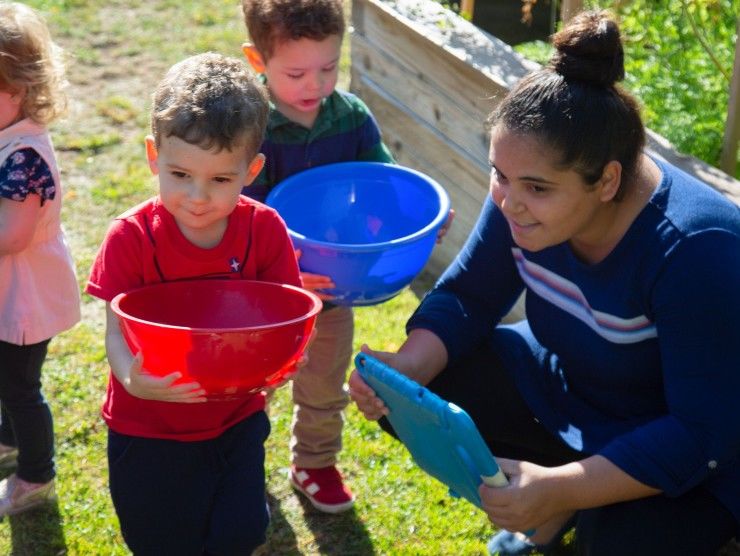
[151,52,269,154]
[241,0,344,61]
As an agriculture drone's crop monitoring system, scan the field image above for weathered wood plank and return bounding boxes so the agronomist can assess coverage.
[352,0,536,116]
[352,33,491,163]
[647,130,740,206]
[351,70,488,274]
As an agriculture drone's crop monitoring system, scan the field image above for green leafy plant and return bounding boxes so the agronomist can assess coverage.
[439,0,740,179]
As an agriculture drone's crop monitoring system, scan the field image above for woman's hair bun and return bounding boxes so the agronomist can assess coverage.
[549,10,624,87]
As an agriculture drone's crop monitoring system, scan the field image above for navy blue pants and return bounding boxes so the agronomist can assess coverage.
[382,342,737,556]
[0,339,54,483]
[108,411,270,556]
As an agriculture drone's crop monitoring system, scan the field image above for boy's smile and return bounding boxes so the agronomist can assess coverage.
[248,35,341,129]
[145,135,264,249]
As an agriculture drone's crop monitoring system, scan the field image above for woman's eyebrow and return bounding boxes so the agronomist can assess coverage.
[491,162,556,185]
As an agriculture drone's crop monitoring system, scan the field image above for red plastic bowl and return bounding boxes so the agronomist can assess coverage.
[111,279,322,400]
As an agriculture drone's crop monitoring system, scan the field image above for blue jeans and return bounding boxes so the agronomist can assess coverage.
[108,411,271,556]
[0,339,54,483]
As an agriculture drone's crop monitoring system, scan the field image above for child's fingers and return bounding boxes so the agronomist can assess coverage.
[156,371,183,385]
[436,208,456,243]
[167,390,207,403]
[300,271,336,300]
[165,380,203,394]
[158,381,207,403]
[131,368,207,402]
[301,271,334,288]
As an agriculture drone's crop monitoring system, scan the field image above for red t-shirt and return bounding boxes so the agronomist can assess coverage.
[86,195,300,440]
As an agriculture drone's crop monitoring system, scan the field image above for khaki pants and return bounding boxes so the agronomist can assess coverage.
[290,306,354,468]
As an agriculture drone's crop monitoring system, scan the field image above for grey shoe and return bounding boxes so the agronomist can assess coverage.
[0,445,18,468]
[0,474,56,517]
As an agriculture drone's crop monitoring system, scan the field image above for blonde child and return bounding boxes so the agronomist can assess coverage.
[0,2,80,517]
[86,53,300,555]
[241,0,396,513]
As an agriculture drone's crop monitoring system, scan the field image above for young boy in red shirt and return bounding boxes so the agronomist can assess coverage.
[86,53,300,555]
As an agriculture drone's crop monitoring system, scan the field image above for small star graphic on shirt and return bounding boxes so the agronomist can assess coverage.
[229,257,240,272]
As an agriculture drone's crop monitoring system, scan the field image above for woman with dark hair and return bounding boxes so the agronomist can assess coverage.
[349,10,740,556]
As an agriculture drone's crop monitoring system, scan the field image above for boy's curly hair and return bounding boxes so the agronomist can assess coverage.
[151,52,269,155]
[0,2,67,125]
[241,0,344,60]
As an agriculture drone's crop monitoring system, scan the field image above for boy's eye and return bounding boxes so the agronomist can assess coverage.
[287,73,304,80]
[322,64,336,73]
[171,171,188,179]
[213,177,232,184]
[528,183,548,194]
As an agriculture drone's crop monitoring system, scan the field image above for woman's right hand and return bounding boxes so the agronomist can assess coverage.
[348,345,394,420]
[124,353,207,403]
[350,332,448,420]
[348,366,386,421]
[348,344,413,420]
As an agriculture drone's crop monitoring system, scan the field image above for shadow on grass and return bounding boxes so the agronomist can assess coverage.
[0,467,66,555]
[264,491,374,555]
[7,502,66,556]
[264,491,299,555]
[293,495,375,556]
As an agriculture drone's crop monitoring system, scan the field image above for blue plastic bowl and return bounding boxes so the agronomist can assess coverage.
[266,162,450,306]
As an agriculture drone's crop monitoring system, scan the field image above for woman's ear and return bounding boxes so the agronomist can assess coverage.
[242,43,266,73]
[145,136,159,175]
[598,160,622,202]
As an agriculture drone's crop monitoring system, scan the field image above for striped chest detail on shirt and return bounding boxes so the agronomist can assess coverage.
[512,248,657,344]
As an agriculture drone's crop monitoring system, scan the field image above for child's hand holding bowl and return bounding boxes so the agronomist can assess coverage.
[124,352,207,403]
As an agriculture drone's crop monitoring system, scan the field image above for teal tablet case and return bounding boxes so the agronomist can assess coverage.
[355,353,508,508]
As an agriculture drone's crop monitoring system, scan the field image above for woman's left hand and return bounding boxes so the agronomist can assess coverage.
[479,458,564,534]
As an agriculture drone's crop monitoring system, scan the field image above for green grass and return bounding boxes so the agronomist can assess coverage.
[0,1,499,554]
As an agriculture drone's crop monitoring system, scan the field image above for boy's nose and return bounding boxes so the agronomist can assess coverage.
[307,73,323,91]
[189,181,209,202]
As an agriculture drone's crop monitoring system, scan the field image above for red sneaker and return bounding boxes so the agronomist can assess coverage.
[289,465,355,514]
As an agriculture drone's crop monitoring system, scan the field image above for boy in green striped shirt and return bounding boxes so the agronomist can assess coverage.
[241,0,394,513]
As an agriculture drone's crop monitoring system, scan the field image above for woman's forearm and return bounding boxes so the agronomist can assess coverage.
[554,455,661,511]
[397,328,449,385]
